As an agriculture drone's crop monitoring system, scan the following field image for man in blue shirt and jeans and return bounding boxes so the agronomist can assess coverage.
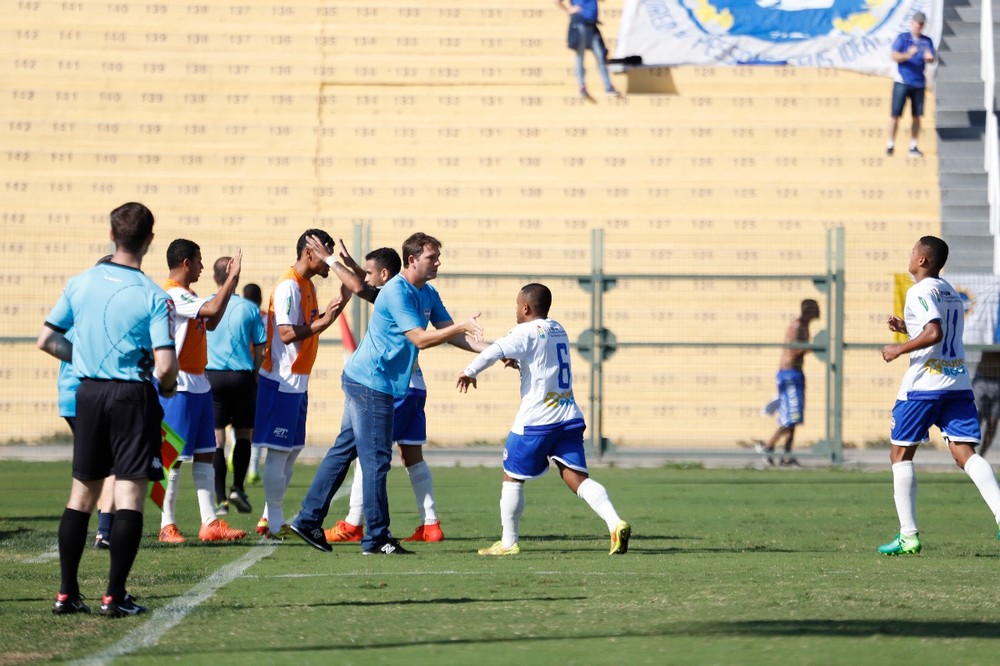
[290,232,485,555]
[887,11,936,158]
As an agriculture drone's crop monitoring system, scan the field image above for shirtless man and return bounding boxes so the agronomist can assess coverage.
[755,299,821,466]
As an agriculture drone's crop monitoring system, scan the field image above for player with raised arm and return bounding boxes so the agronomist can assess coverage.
[157,240,247,544]
[458,283,631,556]
[253,229,350,540]
[878,236,1000,554]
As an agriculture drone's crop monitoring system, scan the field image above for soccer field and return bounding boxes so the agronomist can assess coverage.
[3,461,1000,665]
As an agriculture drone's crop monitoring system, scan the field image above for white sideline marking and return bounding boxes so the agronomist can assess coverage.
[247,570,655,579]
[71,543,277,666]
[26,545,59,563]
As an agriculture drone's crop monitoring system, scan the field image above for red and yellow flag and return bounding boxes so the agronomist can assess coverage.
[147,421,184,510]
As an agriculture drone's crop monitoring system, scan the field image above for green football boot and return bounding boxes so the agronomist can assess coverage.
[877,532,921,555]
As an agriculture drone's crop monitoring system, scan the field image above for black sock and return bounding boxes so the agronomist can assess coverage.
[106,509,143,601]
[213,448,228,503]
[232,439,252,491]
[58,508,91,598]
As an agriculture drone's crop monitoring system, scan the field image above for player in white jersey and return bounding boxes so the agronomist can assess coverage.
[878,236,1000,555]
[458,283,631,556]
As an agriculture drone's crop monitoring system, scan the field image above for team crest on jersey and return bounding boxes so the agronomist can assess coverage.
[424,307,431,320]
[536,325,546,339]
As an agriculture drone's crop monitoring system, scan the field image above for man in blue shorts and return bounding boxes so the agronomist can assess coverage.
[754,299,820,467]
[458,283,631,556]
[878,236,1000,555]
[38,202,178,617]
[886,11,935,158]
[323,244,470,544]
[289,232,484,555]
[253,230,351,539]
[158,240,246,543]
[206,256,267,516]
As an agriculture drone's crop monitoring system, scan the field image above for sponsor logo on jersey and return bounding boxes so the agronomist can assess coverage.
[923,357,967,377]
[272,427,289,438]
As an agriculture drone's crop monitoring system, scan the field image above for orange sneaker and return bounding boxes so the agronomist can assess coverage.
[255,517,269,535]
[403,520,443,543]
[324,520,363,542]
[158,524,186,544]
[199,519,247,542]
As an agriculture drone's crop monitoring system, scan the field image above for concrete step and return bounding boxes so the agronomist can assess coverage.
[942,204,991,221]
[940,239,994,272]
[939,156,987,172]
[940,172,988,187]
[937,81,987,98]
[941,187,989,203]
[938,51,981,66]
[937,69,987,83]
[937,109,988,126]
[943,22,982,37]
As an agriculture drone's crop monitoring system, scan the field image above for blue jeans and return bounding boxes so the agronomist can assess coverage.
[295,373,395,550]
[573,22,613,93]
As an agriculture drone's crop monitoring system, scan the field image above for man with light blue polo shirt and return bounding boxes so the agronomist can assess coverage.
[886,11,935,158]
[290,232,485,555]
[206,256,267,516]
[878,236,1000,555]
[38,202,178,617]
[54,255,118,550]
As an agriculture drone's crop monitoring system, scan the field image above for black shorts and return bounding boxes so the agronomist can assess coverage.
[206,370,258,430]
[72,379,164,482]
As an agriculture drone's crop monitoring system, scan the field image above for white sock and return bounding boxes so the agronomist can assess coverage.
[406,460,437,523]
[161,465,182,528]
[892,461,918,536]
[963,453,1000,522]
[500,481,524,548]
[192,462,217,525]
[887,139,895,149]
[576,478,621,531]
[909,139,918,150]
[282,447,300,494]
[249,444,262,475]
[345,461,365,526]
[263,449,290,533]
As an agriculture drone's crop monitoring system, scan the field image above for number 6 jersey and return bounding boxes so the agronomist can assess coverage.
[463,318,584,434]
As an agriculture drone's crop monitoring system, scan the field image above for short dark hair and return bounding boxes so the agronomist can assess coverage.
[296,229,334,260]
[213,256,231,286]
[166,239,200,270]
[402,232,442,268]
[110,202,154,254]
[801,299,820,317]
[521,283,552,317]
[918,235,949,270]
[366,247,402,277]
[242,283,262,306]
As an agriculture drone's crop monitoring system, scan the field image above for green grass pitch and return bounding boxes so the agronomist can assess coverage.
[3,460,1000,664]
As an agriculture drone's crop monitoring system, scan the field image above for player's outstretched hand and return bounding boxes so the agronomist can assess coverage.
[463,313,484,342]
[457,374,477,393]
